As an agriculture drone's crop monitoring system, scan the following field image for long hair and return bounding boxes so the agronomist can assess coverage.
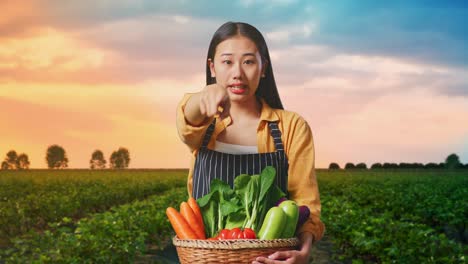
[205,22,284,110]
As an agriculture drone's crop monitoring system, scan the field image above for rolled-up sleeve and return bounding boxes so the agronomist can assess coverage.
[176,93,215,152]
[286,117,325,242]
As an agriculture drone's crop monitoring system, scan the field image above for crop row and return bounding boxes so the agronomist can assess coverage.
[0,170,186,245]
[318,170,467,263]
[1,169,466,263]
[0,187,187,263]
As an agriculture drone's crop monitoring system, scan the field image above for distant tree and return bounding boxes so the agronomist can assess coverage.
[356,163,367,169]
[90,150,107,169]
[3,150,19,169]
[399,162,422,169]
[1,161,8,170]
[328,163,340,170]
[383,163,398,169]
[46,145,69,169]
[425,162,439,169]
[344,163,355,170]
[399,162,410,169]
[445,153,461,169]
[109,147,130,169]
[17,154,30,170]
[371,163,382,169]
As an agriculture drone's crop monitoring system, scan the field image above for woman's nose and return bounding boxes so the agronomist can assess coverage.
[232,62,243,79]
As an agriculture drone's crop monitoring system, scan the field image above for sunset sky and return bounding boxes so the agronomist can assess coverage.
[1,0,467,169]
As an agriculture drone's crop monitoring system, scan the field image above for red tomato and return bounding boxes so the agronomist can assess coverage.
[242,228,256,239]
[218,229,230,240]
[228,228,242,239]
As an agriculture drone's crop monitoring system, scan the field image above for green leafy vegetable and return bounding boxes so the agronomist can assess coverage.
[197,166,285,237]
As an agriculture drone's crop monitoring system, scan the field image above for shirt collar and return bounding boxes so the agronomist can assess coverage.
[259,98,279,122]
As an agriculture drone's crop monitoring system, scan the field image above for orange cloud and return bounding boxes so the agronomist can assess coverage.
[0,27,114,83]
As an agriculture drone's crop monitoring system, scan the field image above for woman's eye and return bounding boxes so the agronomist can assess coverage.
[244,60,255,65]
[222,60,232,65]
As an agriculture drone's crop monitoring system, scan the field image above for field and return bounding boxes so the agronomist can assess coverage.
[0,169,466,263]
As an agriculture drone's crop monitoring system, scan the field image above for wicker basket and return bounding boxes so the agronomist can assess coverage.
[172,236,300,264]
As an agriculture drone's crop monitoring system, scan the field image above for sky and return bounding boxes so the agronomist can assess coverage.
[1,0,467,169]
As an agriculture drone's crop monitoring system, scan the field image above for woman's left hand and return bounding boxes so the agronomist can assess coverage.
[252,232,313,264]
[251,249,309,264]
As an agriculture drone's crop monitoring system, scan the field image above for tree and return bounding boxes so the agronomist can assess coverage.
[46,145,69,169]
[109,147,130,169]
[382,163,398,169]
[371,163,382,169]
[17,154,30,170]
[344,163,355,170]
[356,163,367,169]
[425,163,440,169]
[90,150,107,169]
[445,153,461,169]
[3,150,19,169]
[2,151,30,170]
[328,163,340,170]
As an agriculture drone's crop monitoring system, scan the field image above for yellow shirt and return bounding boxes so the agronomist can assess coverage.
[176,93,325,241]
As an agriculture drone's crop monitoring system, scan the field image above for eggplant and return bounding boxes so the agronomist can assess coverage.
[297,205,310,229]
[275,197,287,206]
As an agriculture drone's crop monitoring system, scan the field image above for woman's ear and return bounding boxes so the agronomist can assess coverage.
[208,58,216,78]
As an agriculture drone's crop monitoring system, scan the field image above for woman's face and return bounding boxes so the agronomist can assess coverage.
[209,35,265,103]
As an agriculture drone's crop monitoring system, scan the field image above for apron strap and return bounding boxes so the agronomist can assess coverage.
[200,119,216,149]
[268,122,284,152]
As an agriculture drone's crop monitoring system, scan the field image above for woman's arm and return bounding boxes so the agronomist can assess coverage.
[285,116,325,242]
[176,84,230,151]
[184,84,229,126]
[252,116,324,264]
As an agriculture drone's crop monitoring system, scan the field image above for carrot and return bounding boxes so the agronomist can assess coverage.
[166,207,198,239]
[180,202,206,239]
[188,197,205,235]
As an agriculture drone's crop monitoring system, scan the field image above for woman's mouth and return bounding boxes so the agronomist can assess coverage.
[229,84,247,94]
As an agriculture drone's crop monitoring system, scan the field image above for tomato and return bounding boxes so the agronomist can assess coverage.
[228,227,242,239]
[242,228,256,239]
[218,229,230,240]
[212,228,257,240]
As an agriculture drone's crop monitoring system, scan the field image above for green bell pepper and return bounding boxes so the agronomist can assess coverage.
[278,200,299,238]
[258,206,286,239]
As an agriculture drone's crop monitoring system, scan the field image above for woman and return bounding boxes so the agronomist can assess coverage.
[176,21,325,264]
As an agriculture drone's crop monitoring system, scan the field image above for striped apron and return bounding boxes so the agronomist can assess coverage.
[192,120,289,199]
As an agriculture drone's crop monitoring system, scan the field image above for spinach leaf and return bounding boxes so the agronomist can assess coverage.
[197,166,285,237]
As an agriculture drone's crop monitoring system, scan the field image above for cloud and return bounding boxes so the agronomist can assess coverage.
[266,22,317,43]
[268,43,468,99]
[304,1,468,68]
[0,15,218,85]
[0,27,106,71]
[240,0,298,8]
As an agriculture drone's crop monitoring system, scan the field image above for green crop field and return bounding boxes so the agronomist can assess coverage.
[0,169,466,263]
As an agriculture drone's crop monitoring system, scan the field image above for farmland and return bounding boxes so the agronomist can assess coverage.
[0,169,466,263]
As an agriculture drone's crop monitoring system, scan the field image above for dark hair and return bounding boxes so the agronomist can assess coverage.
[206,22,284,110]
